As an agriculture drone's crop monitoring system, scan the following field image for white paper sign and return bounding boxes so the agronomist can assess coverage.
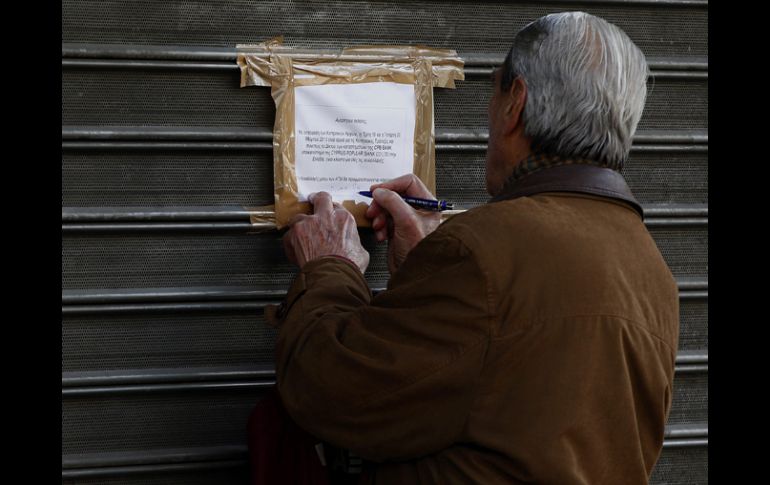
[294,82,416,203]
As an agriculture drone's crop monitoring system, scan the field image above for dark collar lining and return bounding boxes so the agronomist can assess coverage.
[488,164,644,219]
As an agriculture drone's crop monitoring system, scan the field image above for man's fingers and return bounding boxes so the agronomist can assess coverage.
[282,230,298,265]
[372,188,416,226]
[286,213,310,227]
[370,174,434,199]
[372,214,387,231]
[365,200,383,219]
[308,191,334,215]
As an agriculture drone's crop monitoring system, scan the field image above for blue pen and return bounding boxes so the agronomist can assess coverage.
[358,191,454,211]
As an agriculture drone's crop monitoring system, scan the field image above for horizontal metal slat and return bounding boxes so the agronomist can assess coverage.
[62,446,248,469]
[61,57,707,80]
[62,366,708,398]
[62,222,261,233]
[63,309,279,373]
[60,222,707,283]
[62,381,273,397]
[62,141,273,151]
[62,206,258,222]
[62,286,285,304]
[61,292,706,315]
[62,126,709,145]
[61,206,708,232]
[63,219,708,232]
[62,386,272,456]
[61,419,708,475]
[62,301,274,315]
[62,44,235,61]
[61,439,706,479]
[661,438,708,448]
[643,204,708,217]
[62,126,267,141]
[675,351,708,365]
[62,204,707,223]
[60,231,393,292]
[60,374,704,456]
[62,219,708,290]
[62,59,235,70]
[674,365,708,374]
[62,1,707,58]
[61,64,707,132]
[61,44,708,70]
[644,218,707,227]
[61,141,707,151]
[62,460,247,479]
[62,351,706,388]
[666,424,707,440]
[62,278,707,306]
[62,367,275,388]
[63,445,707,480]
[62,140,707,208]
[674,277,708,291]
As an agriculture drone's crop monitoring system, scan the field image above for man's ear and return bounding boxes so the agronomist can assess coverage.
[503,77,527,134]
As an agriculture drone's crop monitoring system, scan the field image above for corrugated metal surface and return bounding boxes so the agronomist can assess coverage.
[62,146,708,207]
[62,0,708,56]
[61,69,707,131]
[61,1,708,482]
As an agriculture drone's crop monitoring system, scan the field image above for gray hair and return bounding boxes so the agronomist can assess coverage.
[501,12,648,168]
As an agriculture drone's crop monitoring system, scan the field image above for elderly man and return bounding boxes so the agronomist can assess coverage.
[269,11,679,484]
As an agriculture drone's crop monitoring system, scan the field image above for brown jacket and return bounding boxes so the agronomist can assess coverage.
[268,165,679,484]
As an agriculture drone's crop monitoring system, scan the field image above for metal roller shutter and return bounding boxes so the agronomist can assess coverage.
[61,1,708,482]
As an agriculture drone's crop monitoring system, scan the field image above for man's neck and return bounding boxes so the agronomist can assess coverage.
[508,152,612,184]
[487,153,642,218]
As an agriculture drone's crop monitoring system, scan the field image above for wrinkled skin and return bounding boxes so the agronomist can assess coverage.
[283,192,370,274]
[365,174,441,274]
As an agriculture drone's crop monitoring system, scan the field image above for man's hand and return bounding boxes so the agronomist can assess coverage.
[283,192,370,274]
[365,174,441,274]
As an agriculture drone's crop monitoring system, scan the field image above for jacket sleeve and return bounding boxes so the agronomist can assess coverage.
[271,230,493,462]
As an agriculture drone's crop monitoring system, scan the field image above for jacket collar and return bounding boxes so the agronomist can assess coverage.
[488,160,644,219]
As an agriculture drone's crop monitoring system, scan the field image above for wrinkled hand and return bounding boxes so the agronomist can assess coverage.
[365,174,441,274]
[283,192,370,274]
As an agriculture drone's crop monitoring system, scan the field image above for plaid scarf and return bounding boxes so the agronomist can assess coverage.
[507,152,622,185]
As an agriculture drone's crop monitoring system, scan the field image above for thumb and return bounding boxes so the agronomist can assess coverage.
[372,188,415,225]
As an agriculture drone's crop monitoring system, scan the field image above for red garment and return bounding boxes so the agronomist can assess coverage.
[247,386,331,485]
